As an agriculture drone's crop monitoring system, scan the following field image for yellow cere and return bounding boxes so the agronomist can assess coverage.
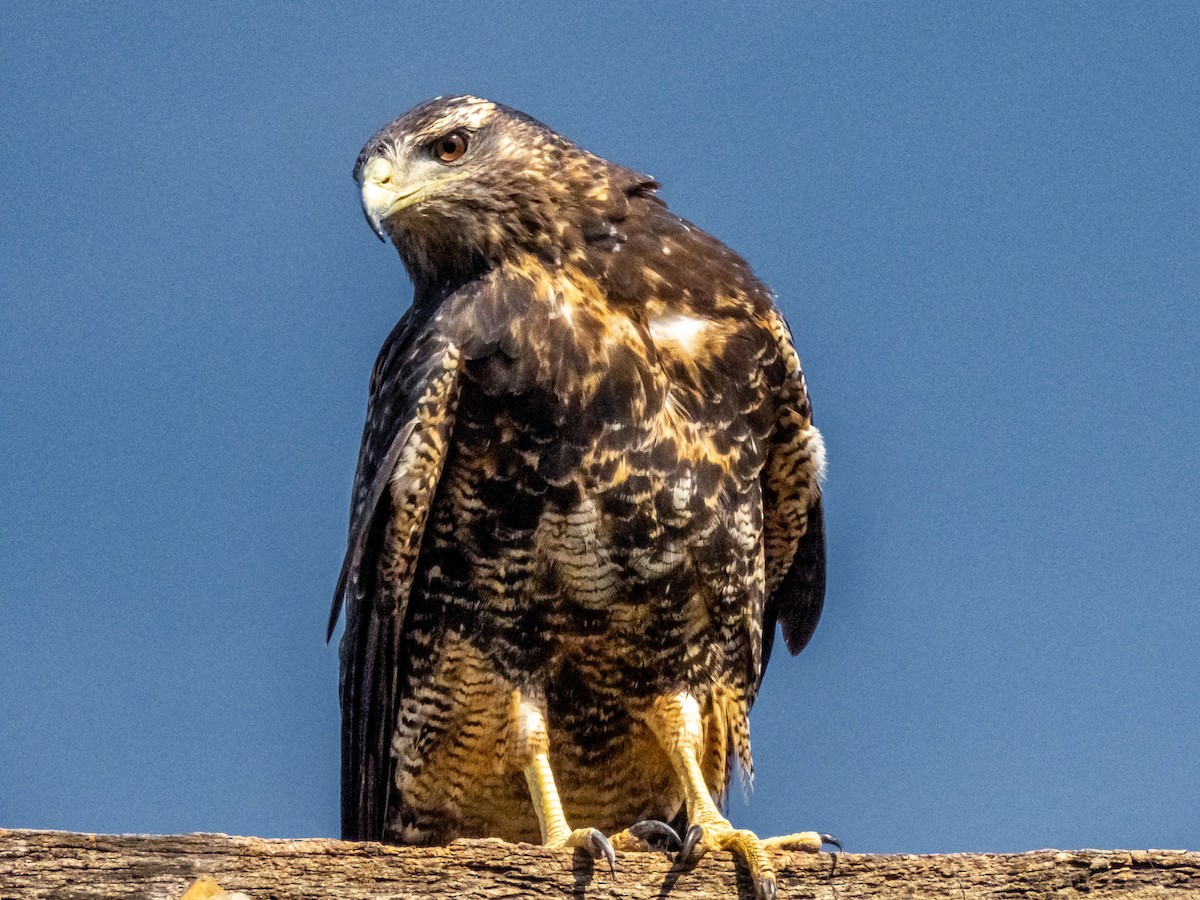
[363,156,393,184]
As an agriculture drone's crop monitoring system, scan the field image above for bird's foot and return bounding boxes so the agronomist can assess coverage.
[677,821,838,900]
[761,831,842,853]
[547,827,616,874]
[610,819,683,853]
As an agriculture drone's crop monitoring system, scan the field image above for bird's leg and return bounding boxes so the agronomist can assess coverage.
[510,689,615,872]
[644,692,833,900]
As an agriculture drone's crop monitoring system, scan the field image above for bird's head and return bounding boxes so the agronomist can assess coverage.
[354,96,650,290]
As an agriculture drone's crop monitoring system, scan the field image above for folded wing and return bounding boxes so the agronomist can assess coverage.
[759,307,827,687]
[330,305,462,841]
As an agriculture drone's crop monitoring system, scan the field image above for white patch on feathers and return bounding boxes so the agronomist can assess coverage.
[648,314,708,353]
[809,426,828,482]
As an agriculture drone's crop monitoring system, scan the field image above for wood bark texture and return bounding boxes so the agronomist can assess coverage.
[0,829,1196,900]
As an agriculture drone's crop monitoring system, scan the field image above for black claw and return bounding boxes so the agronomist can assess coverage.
[758,874,777,900]
[679,824,705,864]
[591,830,616,875]
[628,819,682,853]
[820,833,842,852]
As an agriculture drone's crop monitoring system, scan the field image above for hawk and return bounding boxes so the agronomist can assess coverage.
[330,95,832,899]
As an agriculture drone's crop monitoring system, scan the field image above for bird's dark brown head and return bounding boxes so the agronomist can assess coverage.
[354,95,655,292]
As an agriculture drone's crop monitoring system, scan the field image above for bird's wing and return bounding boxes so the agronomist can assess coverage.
[330,304,462,841]
[758,306,827,686]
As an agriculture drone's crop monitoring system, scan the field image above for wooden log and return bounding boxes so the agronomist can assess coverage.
[0,829,1196,899]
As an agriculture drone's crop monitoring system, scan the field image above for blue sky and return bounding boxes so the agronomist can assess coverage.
[2,3,1196,854]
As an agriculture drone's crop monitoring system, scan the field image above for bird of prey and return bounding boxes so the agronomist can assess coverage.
[330,95,831,899]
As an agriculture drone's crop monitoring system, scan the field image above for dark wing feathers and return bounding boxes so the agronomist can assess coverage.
[758,308,826,685]
[760,499,825,680]
[776,500,825,655]
[332,304,462,841]
[585,183,827,686]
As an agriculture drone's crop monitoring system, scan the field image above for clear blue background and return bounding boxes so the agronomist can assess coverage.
[2,2,1196,854]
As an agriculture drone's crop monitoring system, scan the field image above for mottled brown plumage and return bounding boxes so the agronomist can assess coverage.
[332,96,829,897]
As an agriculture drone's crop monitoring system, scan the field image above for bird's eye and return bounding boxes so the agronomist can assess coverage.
[432,131,468,163]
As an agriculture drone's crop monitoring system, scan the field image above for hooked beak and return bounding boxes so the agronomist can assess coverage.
[361,189,388,242]
[359,156,421,243]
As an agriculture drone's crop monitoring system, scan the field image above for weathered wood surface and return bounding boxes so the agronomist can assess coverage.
[0,829,1196,900]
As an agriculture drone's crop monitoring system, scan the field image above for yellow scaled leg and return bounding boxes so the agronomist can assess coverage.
[511,690,616,872]
[644,693,836,900]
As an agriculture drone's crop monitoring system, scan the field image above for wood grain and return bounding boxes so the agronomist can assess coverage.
[1,829,1196,900]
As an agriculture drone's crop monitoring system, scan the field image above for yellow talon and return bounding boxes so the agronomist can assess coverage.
[761,831,829,853]
[610,819,683,853]
[548,826,616,873]
[641,693,834,900]
[680,821,777,899]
